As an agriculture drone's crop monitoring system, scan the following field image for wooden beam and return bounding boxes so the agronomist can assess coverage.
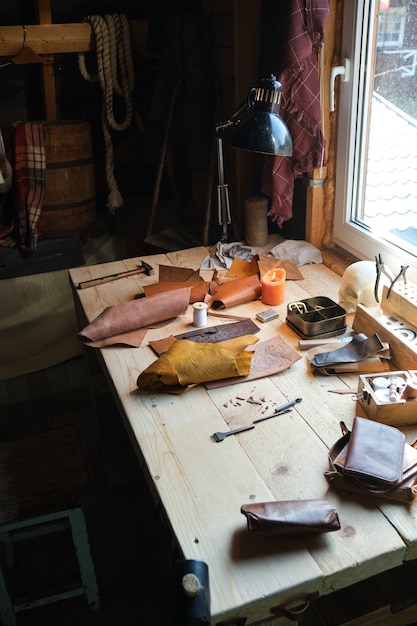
[37,0,52,24]
[232,0,262,240]
[0,22,148,56]
[305,0,341,248]
[37,0,56,121]
[0,24,94,55]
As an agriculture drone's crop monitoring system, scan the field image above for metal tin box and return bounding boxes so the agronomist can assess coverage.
[286,297,347,339]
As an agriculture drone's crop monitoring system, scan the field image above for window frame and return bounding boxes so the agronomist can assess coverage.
[332,0,417,285]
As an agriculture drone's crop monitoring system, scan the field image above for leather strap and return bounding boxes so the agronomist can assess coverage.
[270,593,319,621]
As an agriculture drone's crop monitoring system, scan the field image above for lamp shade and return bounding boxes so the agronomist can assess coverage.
[228,76,292,156]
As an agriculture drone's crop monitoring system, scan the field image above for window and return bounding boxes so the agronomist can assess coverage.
[333,0,417,285]
[377,7,406,49]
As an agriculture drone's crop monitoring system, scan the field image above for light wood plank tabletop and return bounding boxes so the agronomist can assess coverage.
[69,246,417,625]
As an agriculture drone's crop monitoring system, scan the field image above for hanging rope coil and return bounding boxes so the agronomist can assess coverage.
[79,14,135,213]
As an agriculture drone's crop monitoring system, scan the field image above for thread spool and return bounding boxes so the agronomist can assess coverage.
[245,196,268,247]
[387,377,402,402]
[372,377,388,390]
[374,388,390,403]
[402,379,417,399]
[193,302,208,327]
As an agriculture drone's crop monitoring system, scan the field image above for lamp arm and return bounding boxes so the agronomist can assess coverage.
[215,88,256,135]
[216,134,231,241]
[214,86,257,241]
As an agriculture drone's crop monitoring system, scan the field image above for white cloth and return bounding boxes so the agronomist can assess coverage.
[201,241,253,270]
[270,239,322,266]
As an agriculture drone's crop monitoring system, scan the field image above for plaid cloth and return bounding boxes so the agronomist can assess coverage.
[0,123,46,250]
[263,0,330,228]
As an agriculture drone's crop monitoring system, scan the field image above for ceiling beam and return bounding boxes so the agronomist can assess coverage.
[0,22,148,56]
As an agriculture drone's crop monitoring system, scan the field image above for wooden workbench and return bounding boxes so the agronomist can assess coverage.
[69,246,417,625]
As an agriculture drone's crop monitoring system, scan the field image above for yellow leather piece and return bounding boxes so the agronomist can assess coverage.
[137,334,259,393]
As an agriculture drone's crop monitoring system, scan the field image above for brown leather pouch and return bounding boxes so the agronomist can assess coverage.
[343,417,404,486]
[241,499,341,536]
[326,418,417,503]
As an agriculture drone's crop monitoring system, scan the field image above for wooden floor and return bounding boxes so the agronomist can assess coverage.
[0,356,176,626]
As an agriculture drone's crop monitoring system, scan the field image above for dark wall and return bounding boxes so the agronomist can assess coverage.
[0,1,219,227]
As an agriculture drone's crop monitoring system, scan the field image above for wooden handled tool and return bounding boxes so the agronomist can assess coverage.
[76,261,155,289]
[211,398,302,442]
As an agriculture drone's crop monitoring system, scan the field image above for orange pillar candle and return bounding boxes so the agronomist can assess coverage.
[261,268,286,305]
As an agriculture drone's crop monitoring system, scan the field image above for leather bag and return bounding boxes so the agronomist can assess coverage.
[326,417,417,503]
[241,499,341,536]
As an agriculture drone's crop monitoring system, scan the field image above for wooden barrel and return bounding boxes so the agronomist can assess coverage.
[38,121,96,238]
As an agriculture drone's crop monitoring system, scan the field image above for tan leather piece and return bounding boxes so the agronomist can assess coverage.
[205,334,301,389]
[143,281,209,303]
[137,334,259,394]
[148,335,177,356]
[257,255,304,280]
[225,257,260,278]
[158,265,203,282]
[208,274,261,309]
[84,328,149,349]
[224,255,303,281]
[79,287,191,347]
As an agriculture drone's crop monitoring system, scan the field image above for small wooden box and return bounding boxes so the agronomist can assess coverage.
[380,282,417,328]
[357,370,417,425]
[353,304,417,370]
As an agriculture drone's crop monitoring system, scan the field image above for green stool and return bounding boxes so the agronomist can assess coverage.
[0,426,100,625]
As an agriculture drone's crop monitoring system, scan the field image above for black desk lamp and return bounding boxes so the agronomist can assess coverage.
[216,74,292,241]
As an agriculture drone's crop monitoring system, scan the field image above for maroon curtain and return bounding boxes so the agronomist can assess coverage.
[263,0,330,228]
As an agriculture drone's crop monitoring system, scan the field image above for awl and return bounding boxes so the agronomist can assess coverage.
[211,397,302,442]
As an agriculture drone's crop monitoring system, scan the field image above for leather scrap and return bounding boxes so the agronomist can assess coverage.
[310,333,384,367]
[177,319,260,342]
[149,335,177,356]
[257,254,304,280]
[225,257,259,278]
[205,334,301,389]
[207,274,261,309]
[223,255,303,280]
[158,265,203,282]
[313,357,390,376]
[148,319,260,356]
[78,287,191,348]
[143,281,209,303]
[137,335,260,394]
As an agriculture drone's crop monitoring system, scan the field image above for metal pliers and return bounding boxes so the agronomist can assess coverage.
[374,254,393,303]
[374,254,408,301]
[386,264,408,299]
